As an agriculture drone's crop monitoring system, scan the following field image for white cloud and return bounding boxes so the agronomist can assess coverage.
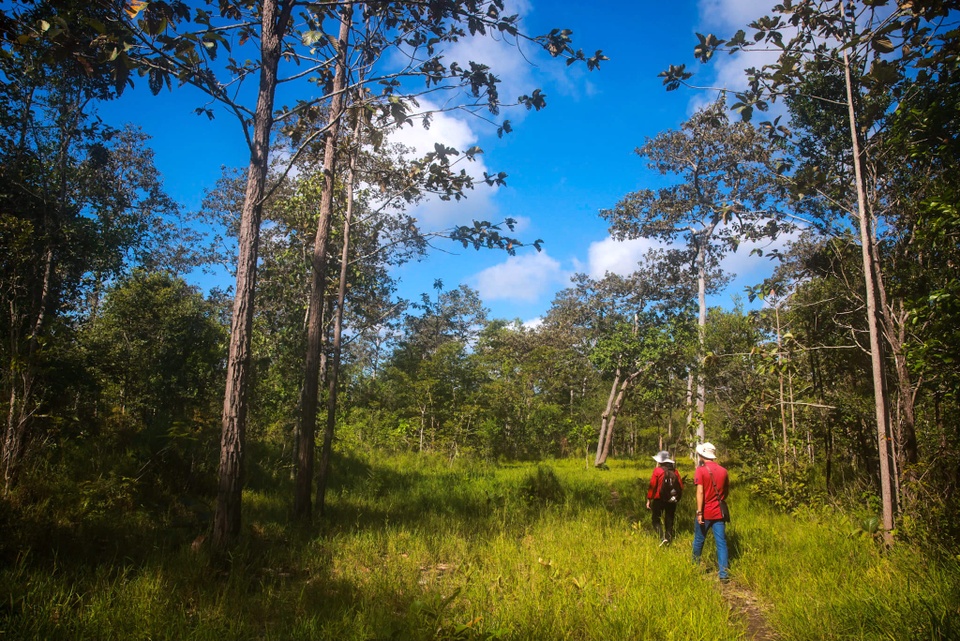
[719,228,801,278]
[698,0,778,32]
[586,236,672,279]
[523,316,543,330]
[581,227,799,295]
[380,1,598,231]
[473,250,567,303]
[442,2,538,111]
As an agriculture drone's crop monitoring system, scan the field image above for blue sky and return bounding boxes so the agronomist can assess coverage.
[97,0,786,323]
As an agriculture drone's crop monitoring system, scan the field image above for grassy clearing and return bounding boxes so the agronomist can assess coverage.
[2,453,958,640]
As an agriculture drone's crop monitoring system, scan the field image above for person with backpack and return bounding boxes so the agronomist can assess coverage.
[692,442,730,582]
[646,450,683,544]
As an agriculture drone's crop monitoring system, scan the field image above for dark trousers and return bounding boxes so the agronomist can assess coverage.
[651,499,677,542]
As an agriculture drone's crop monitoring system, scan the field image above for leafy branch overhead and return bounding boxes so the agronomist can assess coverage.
[449,218,542,255]
[659,0,958,126]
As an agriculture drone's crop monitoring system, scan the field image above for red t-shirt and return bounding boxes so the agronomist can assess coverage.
[694,461,728,521]
[647,466,684,501]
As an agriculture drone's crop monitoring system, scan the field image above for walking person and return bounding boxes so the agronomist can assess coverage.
[692,442,730,581]
[646,450,683,545]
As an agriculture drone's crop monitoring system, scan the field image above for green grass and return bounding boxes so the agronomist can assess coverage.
[2,453,958,640]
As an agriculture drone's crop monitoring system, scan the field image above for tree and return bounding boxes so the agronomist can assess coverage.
[0,5,188,489]
[661,0,960,543]
[601,98,787,441]
[84,271,225,487]
[98,0,603,536]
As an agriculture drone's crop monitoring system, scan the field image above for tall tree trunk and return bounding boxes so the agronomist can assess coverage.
[213,0,292,547]
[841,35,894,545]
[775,303,789,454]
[317,97,362,516]
[295,4,352,520]
[695,239,707,441]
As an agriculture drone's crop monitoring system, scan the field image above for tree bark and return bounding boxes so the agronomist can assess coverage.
[873,260,919,469]
[295,3,352,520]
[595,368,621,466]
[842,35,894,545]
[695,238,707,441]
[317,89,361,516]
[213,0,291,548]
[597,370,641,466]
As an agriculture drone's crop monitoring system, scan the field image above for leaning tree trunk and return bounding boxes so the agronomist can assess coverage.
[842,36,894,545]
[596,370,642,466]
[212,0,292,548]
[296,3,352,520]
[595,368,621,466]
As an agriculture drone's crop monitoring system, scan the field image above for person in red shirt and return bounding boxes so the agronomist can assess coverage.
[646,450,683,544]
[693,442,730,581]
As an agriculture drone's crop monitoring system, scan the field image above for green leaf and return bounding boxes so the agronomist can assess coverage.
[302,30,324,47]
[871,36,895,53]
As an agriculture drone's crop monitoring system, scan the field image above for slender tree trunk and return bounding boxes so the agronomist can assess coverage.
[841,35,894,545]
[317,99,362,516]
[874,272,919,469]
[213,0,291,547]
[419,404,426,452]
[295,4,351,520]
[695,240,707,441]
[775,303,789,454]
[3,92,80,491]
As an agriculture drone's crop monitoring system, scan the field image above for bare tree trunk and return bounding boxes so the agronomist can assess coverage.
[874,269,919,469]
[213,0,292,548]
[666,371,674,441]
[295,4,351,520]
[775,303,789,454]
[595,369,621,466]
[597,371,641,466]
[842,35,894,545]
[3,377,32,492]
[317,94,362,516]
[695,239,707,441]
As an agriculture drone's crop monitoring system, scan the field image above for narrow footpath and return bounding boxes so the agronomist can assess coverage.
[720,580,780,641]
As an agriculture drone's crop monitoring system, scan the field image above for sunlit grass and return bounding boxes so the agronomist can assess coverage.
[2,452,957,640]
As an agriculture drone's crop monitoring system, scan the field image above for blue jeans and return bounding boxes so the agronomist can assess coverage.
[693,520,729,579]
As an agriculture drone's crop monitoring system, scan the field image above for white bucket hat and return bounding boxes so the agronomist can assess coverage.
[696,442,718,460]
[652,450,674,464]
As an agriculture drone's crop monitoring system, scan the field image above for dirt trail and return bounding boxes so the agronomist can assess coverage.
[720,580,780,641]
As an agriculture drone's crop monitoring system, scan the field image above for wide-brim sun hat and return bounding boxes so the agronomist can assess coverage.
[696,442,718,459]
[652,450,674,464]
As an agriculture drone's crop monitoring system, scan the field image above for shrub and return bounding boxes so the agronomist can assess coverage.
[518,465,565,507]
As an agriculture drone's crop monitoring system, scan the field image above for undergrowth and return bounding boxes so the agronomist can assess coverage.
[1,451,958,640]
